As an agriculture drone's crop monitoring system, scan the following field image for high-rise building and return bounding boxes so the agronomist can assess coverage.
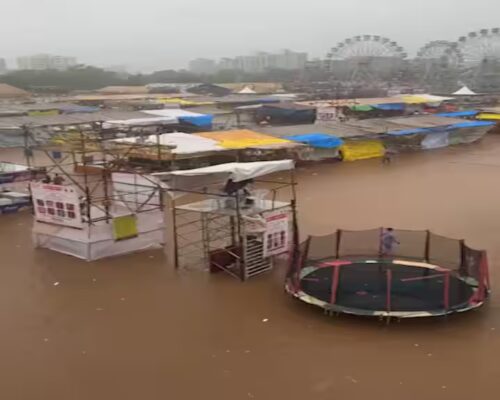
[213,50,308,73]
[188,58,216,74]
[16,54,77,71]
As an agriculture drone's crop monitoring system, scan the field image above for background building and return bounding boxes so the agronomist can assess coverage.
[16,54,77,71]
[189,50,308,73]
[188,58,217,74]
[0,58,7,74]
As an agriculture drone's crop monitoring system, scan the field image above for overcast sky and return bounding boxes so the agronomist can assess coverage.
[1,0,499,72]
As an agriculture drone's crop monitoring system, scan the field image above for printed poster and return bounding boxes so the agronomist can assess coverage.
[30,182,83,228]
[263,211,289,257]
[316,107,337,122]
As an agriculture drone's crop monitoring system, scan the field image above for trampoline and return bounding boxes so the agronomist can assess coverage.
[286,229,490,319]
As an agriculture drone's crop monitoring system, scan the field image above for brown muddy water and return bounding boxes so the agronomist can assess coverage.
[2,137,500,399]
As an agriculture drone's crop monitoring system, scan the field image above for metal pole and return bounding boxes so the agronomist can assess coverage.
[386,269,392,323]
[330,264,341,304]
[443,270,450,312]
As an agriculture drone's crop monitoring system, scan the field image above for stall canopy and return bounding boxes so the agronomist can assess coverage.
[143,109,213,128]
[104,116,178,127]
[112,132,224,154]
[477,113,500,121]
[372,103,405,111]
[401,94,453,104]
[284,133,343,148]
[436,110,479,118]
[387,120,495,136]
[197,130,295,149]
[154,160,294,197]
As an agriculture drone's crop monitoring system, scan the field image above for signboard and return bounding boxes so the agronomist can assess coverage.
[316,107,337,122]
[263,211,289,257]
[30,182,83,228]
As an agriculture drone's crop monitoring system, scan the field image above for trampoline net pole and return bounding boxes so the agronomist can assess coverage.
[330,265,341,304]
[425,230,431,262]
[335,229,341,259]
[444,271,451,311]
[480,251,490,301]
[386,269,392,314]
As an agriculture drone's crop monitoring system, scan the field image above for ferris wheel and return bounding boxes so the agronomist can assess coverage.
[416,41,463,69]
[325,35,407,84]
[327,35,408,60]
[457,28,500,67]
[456,28,500,91]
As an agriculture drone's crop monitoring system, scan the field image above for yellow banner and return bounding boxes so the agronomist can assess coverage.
[197,130,291,149]
[112,214,138,241]
[477,113,500,121]
[340,140,385,161]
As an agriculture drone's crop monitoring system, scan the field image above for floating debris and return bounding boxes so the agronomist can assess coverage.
[53,282,60,286]
[43,338,49,343]
[262,318,269,323]
[345,376,358,384]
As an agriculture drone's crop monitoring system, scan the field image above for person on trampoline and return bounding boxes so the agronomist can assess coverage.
[381,228,400,257]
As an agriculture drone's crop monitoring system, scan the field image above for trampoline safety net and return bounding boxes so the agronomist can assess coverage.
[289,228,490,317]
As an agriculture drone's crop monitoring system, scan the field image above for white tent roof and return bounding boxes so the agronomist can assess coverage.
[154,160,294,196]
[453,86,478,96]
[142,109,206,118]
[112,132,224,154]
[103,116,177,127]
[238,86,257,94]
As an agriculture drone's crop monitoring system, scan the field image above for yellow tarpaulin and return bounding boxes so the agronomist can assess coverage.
[158,98,214,106]
[112,214,138,241]
[197,130,292,149]
[340,140,385,162]
[401,94,452,104]
[28,109,60,116]
[477,113,500,121]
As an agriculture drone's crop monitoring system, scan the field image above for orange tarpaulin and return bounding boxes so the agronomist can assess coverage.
[197,130,292,149]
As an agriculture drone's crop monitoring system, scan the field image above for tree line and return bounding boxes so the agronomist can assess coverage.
[0,65,305,92]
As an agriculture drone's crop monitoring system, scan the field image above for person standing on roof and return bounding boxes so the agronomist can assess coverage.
[380,228,400,257]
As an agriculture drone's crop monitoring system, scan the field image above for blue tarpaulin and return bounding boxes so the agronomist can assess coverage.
[284,133,344,148]
[372,103,405,111]
[449,120,495,129]
[387,120,495,136]
[436,110,479,118]
[178,114,213,128]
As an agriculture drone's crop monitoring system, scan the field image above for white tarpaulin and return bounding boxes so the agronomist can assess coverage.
[154,160,294,197]
[103,116,177,128]
[142,109,206,118]
[421,131,450,150]
[112,132,223,154]
[111,173,161,210]
[31,182,83,229]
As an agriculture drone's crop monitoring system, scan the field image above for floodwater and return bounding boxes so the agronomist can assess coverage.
[2,137,500,400]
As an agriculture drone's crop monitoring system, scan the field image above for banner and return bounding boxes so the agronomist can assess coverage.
[30,182,83,228]
[263,211,289,257]
[112,214,138,241]
[340,140,385,162]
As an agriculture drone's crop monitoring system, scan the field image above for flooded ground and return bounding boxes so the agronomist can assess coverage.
[2,136,500,399]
